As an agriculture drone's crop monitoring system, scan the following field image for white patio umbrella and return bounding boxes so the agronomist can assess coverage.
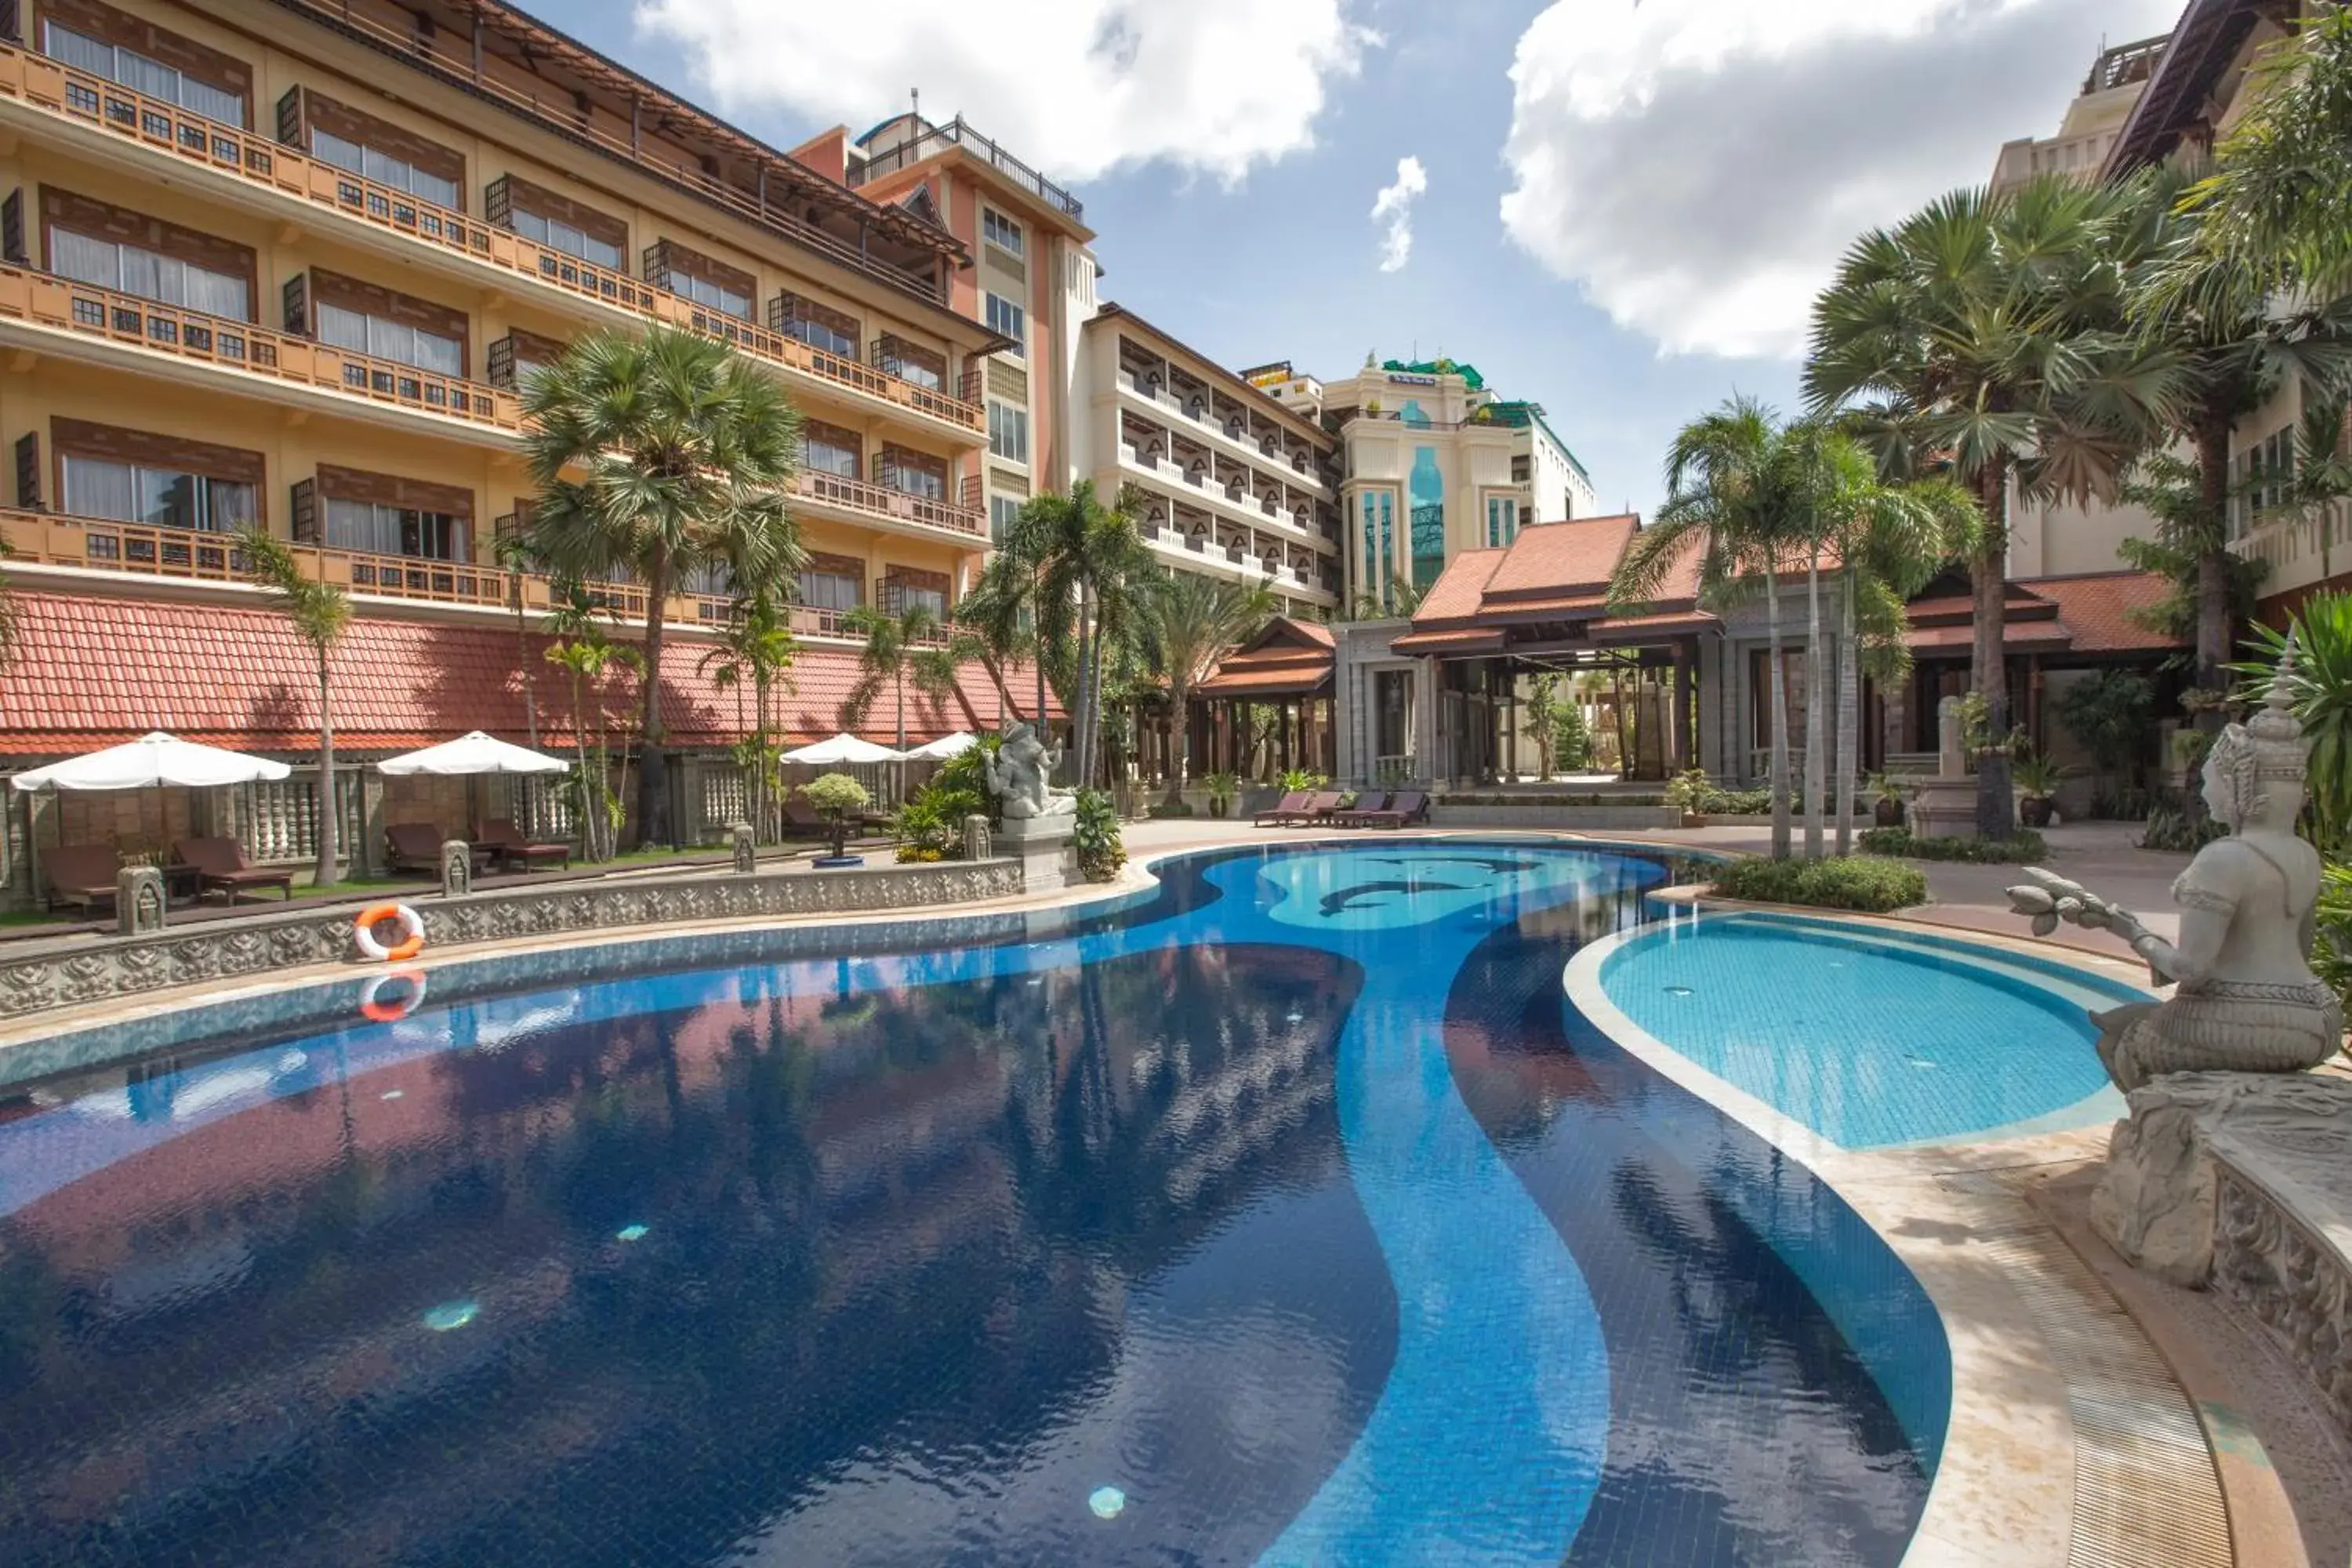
[12,731,289,792]
[781,733,906,766]
[376,731,569,777]
[902,731,978,760]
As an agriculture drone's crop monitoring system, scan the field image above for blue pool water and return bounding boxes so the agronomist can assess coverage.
[0,842,1961,1565]
[1602,912,2148,1149]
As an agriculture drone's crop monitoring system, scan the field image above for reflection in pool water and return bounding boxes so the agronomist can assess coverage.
[0,843,1951,1566]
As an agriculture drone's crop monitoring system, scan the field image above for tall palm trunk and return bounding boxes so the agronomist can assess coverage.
[1971,463,2016,838]
[1164,673,1192,809]
[513,594,539,749]
[313,649,338,888]
[567,666,592,858]
[2189,408,2235,826]
[637,546,673,848]
[1835,570,1860,855]
[1803,546,1825,858]
[1765,547,1792,859]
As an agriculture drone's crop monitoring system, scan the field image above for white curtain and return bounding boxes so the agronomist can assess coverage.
[60,455,136,522]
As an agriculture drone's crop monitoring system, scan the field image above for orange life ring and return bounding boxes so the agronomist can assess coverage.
[360,967,428,1022]
[354,902,426,963]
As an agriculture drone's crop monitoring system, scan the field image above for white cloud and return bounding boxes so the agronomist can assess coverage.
[1370,155,1428,272]
[635,0,1377,186]
[1498,0,2184,360]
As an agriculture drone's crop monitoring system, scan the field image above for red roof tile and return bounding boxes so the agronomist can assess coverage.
[1482,515,1639,601]
[0,591,1039,759]
[2021,572,2180,653]
[1409,549,1508,628]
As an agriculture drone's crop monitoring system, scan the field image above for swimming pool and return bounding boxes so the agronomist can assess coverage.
[1599,912,2148,1149]
[0,841,1953,1566]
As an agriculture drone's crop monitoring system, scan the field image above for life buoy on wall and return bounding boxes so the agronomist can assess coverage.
[354,902,426,963]
[359,967,428,1022]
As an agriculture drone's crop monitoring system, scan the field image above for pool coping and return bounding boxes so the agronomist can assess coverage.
[1566,906,2247,1567]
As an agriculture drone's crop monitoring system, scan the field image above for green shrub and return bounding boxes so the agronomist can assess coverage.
[2313,861,2352,1017]
[1710,855,1927,913]
[1073,788,1126,881]
[1855,827,2047,863]
[1279,767,1329,793]
[800,772,870,858]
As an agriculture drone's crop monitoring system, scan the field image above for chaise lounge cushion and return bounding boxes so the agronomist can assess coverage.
[1254,791,1311,826]
[174,837,295,901]
[42,844,121,913]
[477,818,569,870]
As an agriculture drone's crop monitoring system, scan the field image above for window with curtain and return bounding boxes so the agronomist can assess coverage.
[802,427,861,479]
[44,22,244,125]
[988,401,1029,463]
[52,228,248,320]
[61,453,255,531]
[324,498,466,560]
[799,563,863,611]
[985,292,1025,358]
[982,209,1023,256]
[990,494,1021,543]
[877,343,944,390]
[316,302,463,376]
[308,127,460,210]
[674,270,750,320]
[893,583,948,619]
[507,207,623,271]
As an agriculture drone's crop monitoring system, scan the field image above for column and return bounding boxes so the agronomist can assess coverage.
[1673,640,1695,772]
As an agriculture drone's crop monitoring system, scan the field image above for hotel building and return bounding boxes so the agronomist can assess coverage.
[0,0,1029,858]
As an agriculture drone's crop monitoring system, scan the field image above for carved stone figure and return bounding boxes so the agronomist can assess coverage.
[963,813,993,862]
[441,840,473,899]
[2006,638,2342,1091]
[117,866,165,938]
[983,724,1076,820]
[731,822,756,875]
[1936,695,1965,779]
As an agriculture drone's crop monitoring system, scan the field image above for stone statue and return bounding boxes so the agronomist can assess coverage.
[983,724,1076,820]
[2007,638,2342,1091]
[731,823,756,875]
[440,839,473,899]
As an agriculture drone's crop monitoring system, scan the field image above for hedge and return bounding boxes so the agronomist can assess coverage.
[1709,855,1928,913]
[1854,828,2048,863]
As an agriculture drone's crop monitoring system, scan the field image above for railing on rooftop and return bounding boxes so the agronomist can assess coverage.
[2087,34,2169,96]
[0,42,986,434]
[851,114,1083,222]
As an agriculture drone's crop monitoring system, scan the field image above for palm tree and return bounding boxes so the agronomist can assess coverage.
[545,637,613,859]
[844,602,969,798]
[1769,421,1842,857]
[1613,397,1802,858]
[237,528,352,888]
[1807,177,2180,837]
[1017,481,1152,789]
[1133,568,1276,808]
[491,529,543,749]
[957,546,1045,729]
[2128,169,2352,800]
[1345,578,1426,620]
[523,325,804,848]
[699,590,797,841]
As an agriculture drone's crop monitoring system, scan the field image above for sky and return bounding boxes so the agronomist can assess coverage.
[540,0,2187,518]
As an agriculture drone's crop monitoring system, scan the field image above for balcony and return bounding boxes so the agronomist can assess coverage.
[2232,506,2352,604]
[0,41,986,437]
[793,469,987,543]
[0,263,521,435]
[1112,368,1328,495]
[851,114,1083,222]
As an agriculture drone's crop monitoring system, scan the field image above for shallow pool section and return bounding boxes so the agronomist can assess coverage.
[0,844,1953,1566]
[1601,912,2148,1149]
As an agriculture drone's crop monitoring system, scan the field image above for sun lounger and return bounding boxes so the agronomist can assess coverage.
[42,844,120,914]
[477,818,570,871]
[1352,789,1429,829]
[1254,790,1312,826]
[1330,791,1392,828]
[174,837,295,902]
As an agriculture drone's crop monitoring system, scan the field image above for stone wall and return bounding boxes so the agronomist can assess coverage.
[0,856,1022,1023]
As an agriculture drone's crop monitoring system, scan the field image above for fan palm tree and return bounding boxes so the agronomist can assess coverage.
[957,544,1046,728]
[1613,396,1803,858]
[1134,568,1276,808]
[844,602,971,800]
[237,528,352,889]
[522,325,804,848]
[1806,177,2180,837]
[1018,481,1152,789]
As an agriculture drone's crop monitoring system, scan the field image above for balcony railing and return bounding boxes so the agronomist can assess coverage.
[786,603,958,646]
[0,41,985,435]
[851,114,1083,222]
[795,469,986,539]
[0,263,521,430]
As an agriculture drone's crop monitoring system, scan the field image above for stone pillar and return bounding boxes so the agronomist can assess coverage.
[963,814,993,862]
[997,815,1076,894]
[117,864,165,937]
[731,822,756,874]
[440,840,474,899]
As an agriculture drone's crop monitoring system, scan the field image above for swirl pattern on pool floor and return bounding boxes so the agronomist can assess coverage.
[0,843,1951,1565]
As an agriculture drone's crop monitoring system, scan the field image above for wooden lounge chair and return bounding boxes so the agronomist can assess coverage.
[1254,790,1312,826]
[175,837,294,902]
[384,822,449,873]
[1289,790,1344,826]
[1330,791,1392,828]
[1352,789,1429,829]
[782,797,832,837]
[477,817,570,871]
[42,844,121,914]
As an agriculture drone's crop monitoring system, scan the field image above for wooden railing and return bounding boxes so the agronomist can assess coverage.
[0,263,521,430]
[794,469,986,539]
[0,41,986,435]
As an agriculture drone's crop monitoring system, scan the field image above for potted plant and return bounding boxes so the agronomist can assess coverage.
[1867,772,1907,829]
[2012,751,2063,829]
[800,773,872,867]
[1204,771,1239,819]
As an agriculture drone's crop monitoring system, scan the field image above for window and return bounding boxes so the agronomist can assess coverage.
[798,561,863,612]
[990,494,1022,543]
[988,400,1029,463]
[61,453,255,531]
[1486,496,1518,547]
[507,207,622,272]
[888,577,949,619]
[52,228,249,320]
[1510,455,1530,484]
[881,448,946,500]
[982,209,1023,256]
[985,292,1025,358]
[673,270,750,321]
[309,127,460,210]
[802,425,862,480]
[877,340,944,390]
[323,497,466,560]
[317,302,463,376]
[44,21,244,125]
[786,313,856,359]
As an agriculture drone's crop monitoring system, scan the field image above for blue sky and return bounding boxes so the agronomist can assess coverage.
[539,0,2187,518]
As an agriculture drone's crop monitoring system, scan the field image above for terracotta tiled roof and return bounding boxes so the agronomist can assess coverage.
[1389,627,1504,655]
[1196,615,1337,698]
[1481,515,1638,601]
[0,591,1040,760]
[1196,664,1331,697]
[1408,549,1508,628]
[2022,572,2180,653]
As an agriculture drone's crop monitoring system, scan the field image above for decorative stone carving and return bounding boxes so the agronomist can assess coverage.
[117,866,165,938]
[983,724,1076,820]
[997,814,1076,894]
[1936,694,1965,779]
[1908,697,1978,839]
[731,823,756,874]
[441,840,474,899]
[2005,637,2339,1090]
[963,814,993,863]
